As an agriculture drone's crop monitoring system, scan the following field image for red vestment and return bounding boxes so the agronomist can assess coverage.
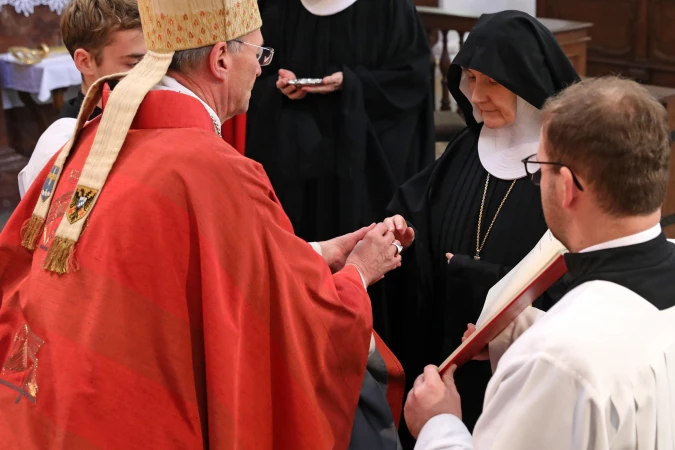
[0,90,379,449]
[222,114,246,155]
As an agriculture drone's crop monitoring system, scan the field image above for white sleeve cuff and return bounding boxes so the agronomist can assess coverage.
[415,414,473,450]
[356,267,367,290]
[368,333,376,356]
[309,241,322,256]
[17,168,27,199]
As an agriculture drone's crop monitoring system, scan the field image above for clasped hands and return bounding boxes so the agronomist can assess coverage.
[318,215,415,286]
[277,69,344,100]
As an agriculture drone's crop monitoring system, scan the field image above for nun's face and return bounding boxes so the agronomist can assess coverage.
[464,69,517,128]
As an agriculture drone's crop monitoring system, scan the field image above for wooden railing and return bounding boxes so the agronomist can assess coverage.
[417,7,476,112]
[416,6,592,112]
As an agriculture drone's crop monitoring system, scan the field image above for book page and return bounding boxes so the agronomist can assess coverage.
[476,229,567,328]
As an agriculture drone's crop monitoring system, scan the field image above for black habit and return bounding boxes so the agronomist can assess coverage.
[246,0,435,244]
[385,11,580,441]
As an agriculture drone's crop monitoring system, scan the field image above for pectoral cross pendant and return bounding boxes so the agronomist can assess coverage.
[474,255,480,261]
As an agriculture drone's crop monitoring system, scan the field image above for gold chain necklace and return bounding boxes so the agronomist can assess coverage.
[475,174,517,261]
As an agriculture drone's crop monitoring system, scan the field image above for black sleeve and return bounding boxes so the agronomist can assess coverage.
[341,0,431,121]
[445,254,570,321]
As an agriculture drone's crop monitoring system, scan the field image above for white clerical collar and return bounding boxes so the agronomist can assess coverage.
[459,73,541,180]
[154,76,222,137]
[300,0,357,16]
[580,224,662,253]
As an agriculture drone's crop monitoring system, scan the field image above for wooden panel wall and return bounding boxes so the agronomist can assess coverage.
[537,0,675,87]
[0,5,62,52]
[414,0,440,6]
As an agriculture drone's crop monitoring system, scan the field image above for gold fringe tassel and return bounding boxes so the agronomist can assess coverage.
[42,237,77,275]
[20,215,45,251]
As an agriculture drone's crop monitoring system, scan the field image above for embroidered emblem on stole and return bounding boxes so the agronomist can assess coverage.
[67,186,99,224]
[40,166,60,202]
[0,325,45,404]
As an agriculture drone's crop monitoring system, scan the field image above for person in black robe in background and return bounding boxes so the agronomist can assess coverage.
[383,11,580,444]
[246,0,435,250]
[247,0,435,340]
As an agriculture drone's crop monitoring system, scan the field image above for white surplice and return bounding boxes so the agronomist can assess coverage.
[18,117,77,198]
[417,282,675,449]
[416,226,675,450]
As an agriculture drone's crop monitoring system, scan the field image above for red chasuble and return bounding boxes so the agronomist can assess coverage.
[222,113,246,155]
[0,90,375,449]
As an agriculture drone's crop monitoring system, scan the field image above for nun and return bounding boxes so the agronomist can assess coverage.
[246,0,435,245]
[384,10,580,440]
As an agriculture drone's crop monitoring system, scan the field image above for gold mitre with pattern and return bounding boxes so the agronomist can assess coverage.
[140,0,262,53]
[20,0,262,274]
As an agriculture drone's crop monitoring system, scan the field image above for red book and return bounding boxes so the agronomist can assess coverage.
[439,231,568,374]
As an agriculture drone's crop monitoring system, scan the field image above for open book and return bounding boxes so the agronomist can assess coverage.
[439,230,568,374]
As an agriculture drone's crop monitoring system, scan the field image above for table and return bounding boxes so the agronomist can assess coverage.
[0,52,81,130]
[0,52,80,105]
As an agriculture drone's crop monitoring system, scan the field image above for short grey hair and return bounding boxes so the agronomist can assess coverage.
[168,41,241,73]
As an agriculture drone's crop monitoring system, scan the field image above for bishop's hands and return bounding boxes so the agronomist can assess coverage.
[404,365,462,439]
[319,224,376,273]
[345,222,403,286]
[383,215,415,250]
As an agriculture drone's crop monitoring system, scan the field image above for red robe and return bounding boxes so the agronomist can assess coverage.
[222,113,246,155]
[0,90,377,448]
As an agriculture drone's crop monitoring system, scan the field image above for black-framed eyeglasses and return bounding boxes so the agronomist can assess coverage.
[232,40,274,66]
[522,154,584,191]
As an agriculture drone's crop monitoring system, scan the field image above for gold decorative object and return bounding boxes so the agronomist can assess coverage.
[8,44,68,65]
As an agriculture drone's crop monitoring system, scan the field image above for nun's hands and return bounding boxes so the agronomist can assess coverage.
[302,71,343,94]
[277,69,307,100]
[383,215,415,250]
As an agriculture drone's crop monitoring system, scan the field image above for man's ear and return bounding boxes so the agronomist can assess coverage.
[73,48,96,77]
[209,42,229,81]
[560,166,578,210]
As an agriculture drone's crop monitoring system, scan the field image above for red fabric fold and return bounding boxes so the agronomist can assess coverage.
[373,332,405,428]
[222,114,246,155]
[0,91,372,449]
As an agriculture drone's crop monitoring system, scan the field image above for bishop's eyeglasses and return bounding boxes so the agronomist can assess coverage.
[232,40,274,66]
[522,154,584,191]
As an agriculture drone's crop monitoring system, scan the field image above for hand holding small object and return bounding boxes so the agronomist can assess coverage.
[383,215,415,250]
[345,222,402,286]
[301,71,344,94]
[277,69,307,100]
